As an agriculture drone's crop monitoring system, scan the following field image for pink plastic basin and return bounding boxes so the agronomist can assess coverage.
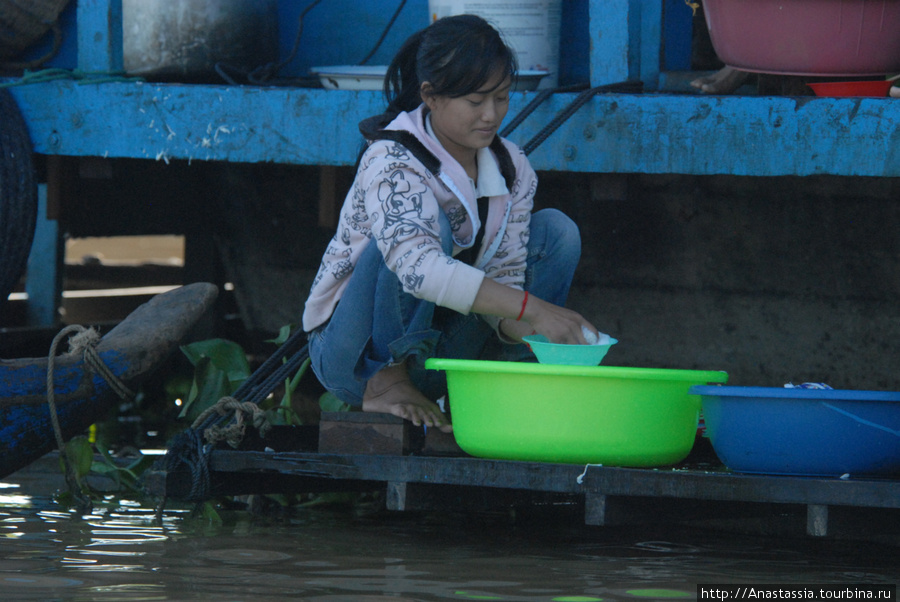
[807,79,893,96]
[703,0,900,76]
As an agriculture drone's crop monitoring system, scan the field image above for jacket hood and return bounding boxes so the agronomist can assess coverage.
[358,107,517,191]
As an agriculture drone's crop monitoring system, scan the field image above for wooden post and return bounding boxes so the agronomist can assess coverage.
[585,491,634,526]
[386,481,408,511]
[807,504,829,537]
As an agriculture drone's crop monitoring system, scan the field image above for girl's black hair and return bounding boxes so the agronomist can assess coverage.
[383,14,517,117]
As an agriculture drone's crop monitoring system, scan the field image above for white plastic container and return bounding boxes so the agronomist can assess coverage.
[428,1,561,88]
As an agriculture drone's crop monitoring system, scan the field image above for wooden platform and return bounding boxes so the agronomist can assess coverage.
[143,412,900,540]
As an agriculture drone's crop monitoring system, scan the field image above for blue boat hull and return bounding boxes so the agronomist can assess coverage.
[0,283,218,478]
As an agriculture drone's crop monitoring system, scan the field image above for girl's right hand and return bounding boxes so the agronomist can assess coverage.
[501,293,598,345]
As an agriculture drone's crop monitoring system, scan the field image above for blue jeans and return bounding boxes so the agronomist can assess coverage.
[308,208,581,406]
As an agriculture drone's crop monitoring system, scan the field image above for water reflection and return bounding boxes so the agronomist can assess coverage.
[0,480,897,601]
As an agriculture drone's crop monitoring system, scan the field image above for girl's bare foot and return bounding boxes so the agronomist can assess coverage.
[362,362,453,433]
[691,66,750,94]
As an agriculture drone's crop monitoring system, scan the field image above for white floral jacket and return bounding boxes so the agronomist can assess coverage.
[302,104,537,332]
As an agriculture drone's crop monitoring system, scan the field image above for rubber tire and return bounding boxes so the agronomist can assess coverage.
[0,88,37,311]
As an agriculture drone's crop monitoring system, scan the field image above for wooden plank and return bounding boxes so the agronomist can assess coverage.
[143,448,900,540]
[9,0,900,178]
[387,481,578,513]
[169,451,900,513]
[203,451,587,494]
[580,466,900,509]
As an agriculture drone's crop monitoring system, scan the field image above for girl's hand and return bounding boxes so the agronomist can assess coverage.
[523,294,598,344]
[472,279,599,345]
[500,293,598,345]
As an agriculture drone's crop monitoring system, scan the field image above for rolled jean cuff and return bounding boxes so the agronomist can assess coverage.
[353,327,441,382]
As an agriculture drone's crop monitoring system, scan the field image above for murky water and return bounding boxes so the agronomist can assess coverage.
[1,472,898,602]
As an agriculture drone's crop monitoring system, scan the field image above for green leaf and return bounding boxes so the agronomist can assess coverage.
[63,436,94,478]
[178,339,253,424]
[54,490,75,507]
[180,338,251,387]
[90,462,118,475]
[264,407,289,427]
[266,324,297,346]
[286,357,311,395]
[125,454,154,475]
[199,501,223,525]
[264,493,297,507]
[179,358,231,422]
[164,372,194,402]
[318,391,351,413]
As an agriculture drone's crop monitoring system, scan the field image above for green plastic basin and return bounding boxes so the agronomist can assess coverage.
[426,359,728,466]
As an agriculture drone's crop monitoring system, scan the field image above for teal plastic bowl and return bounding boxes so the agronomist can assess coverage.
[523,334,617,366]
[426,358,728,466]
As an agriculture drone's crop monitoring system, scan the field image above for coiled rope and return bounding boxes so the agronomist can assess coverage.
[46,324,135,512]
[190,396,272,449]
[46,325,134,450]
[162,328,310,505]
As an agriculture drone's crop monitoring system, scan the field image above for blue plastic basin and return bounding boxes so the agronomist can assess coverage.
[691,385,900,477]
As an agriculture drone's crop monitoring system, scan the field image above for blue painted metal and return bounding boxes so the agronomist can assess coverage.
[6,1,900,178]
[76,0,123,73]
[277,0,429,76]
[24,185,61,326]
[9,82,386,166]
[559,0,590,87]
[638,2,663,90]
[520,93,900,176]
[589,0,641,85]
[662,0,693,71]
[9,82,900,176]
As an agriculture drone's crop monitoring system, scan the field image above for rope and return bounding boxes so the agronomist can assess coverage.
[500,83,588,138]
[191,396,272,448]
[358,0,408,66]
[514,80,644,156]
[163,428,212,503]
[46,324,135,512]
[0,67,143,88]
[220,0,406,85]
[214,0,325,85]
[159,330,310,506]
[46,325,135,450]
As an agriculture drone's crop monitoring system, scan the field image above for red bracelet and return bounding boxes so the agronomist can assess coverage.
[516,291,529,321]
